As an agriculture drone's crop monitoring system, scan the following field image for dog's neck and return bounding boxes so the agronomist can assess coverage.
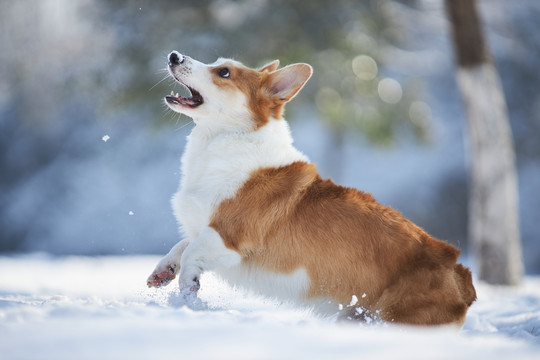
[188,117,302,154]
[182,116,309,181]
[188,112,255,140]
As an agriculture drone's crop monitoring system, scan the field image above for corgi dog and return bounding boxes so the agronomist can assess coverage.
[147,51,476,326]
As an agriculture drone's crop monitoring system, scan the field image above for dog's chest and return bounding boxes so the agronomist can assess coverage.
[173,134,254,238]
[172,121,308,240]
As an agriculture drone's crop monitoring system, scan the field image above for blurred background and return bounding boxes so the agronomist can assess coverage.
[0,0,538,273]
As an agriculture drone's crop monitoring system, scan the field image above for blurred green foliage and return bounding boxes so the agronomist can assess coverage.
[97,0,431,145]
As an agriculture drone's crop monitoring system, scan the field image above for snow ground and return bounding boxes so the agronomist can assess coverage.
[0,254,539,360]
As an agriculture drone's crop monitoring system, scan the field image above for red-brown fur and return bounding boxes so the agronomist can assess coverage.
[210,161,476,325]
[211,60,308,129]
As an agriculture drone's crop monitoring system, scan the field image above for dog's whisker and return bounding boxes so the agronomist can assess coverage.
[149,73,172,92]
[174,118,193,132]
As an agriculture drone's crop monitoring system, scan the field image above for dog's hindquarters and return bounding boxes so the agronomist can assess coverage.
[453,263,477,307]
[372,242,475,326]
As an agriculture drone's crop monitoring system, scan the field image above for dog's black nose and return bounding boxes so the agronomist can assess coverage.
[168,51,184,67]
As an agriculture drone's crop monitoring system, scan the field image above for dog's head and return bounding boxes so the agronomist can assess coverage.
[165,51,312,131]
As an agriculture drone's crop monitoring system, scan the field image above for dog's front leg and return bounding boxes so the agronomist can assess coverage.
[178,226,241,293]
[147,239,189,288]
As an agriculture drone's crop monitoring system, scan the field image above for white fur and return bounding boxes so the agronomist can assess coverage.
[178,227,242,289]
[149,53,311,297]
[217,265,310,302]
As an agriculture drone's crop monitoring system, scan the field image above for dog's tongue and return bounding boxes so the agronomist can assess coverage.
[166,88,203,108]
[166,94,197,107]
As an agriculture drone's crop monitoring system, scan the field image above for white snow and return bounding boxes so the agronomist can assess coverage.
[0,254,539,359]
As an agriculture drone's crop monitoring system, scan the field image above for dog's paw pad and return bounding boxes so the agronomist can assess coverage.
[147,265,178,288]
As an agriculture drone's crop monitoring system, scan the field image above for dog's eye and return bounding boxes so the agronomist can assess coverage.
[218,68,230,78]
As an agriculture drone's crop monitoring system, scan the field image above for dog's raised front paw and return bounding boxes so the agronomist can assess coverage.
[147,262,179,288]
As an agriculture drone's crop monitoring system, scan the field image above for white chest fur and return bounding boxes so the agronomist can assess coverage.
[171,119,308,242]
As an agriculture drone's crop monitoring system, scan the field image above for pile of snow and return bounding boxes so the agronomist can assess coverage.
[0,254,538,359]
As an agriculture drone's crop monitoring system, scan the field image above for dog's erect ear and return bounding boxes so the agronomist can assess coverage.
[259,60,280,73]
[265,63,313,103]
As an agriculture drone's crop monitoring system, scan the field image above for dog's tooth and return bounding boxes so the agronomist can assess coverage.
[175,93,179,97]
[170,91,175,96]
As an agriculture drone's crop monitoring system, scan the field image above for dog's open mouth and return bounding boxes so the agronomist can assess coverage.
[165,85,204,108]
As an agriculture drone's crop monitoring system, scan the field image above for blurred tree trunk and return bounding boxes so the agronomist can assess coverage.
[445,0,523,285]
